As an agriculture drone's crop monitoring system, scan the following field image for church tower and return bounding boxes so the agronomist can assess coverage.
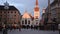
[34,0,40,19]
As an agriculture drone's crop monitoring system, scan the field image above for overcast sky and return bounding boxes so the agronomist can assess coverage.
[0,0,54,16]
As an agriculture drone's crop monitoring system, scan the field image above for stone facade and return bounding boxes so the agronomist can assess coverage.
[21,0,40,27]
[45,0,60,24]
[21,11,32,26]
[0,1,21,26]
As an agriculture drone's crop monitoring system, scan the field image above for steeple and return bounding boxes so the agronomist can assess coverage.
[36,0,38,5]
[34,0,40,19]
[34,0,39,11]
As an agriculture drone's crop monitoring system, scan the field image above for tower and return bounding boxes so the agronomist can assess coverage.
[34,0,40,19]
[33,0,40,26]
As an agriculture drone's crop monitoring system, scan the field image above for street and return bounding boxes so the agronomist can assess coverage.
[0,29,59,34]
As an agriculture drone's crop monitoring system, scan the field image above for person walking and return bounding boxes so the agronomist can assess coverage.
[2,24,7,34]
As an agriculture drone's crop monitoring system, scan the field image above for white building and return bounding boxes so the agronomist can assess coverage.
[21,0,40,27]
[21,11,33,26]
[33,0,40,26]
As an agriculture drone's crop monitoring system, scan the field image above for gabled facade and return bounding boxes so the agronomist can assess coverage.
[21,11,32,26]
[0,1,21,26]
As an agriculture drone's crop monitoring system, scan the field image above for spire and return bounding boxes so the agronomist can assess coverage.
[34,0,39,11]
[36,0,38,5]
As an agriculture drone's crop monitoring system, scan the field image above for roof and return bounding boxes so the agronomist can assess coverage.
[22,11,32,19]
[50,0,58,6]
[0,5,21,15]
[0,5,18,10]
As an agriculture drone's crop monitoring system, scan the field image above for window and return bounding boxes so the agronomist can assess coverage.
[14,15,16,16]
[15,12,16,13]
[11,12,13,13]
[8,12,9,13]
[28,20,30,24]
[22,21,24,24]
[4,12,6,13]
[25,19,27,24]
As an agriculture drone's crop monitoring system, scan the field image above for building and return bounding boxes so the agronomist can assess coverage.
[34,0,40,19]
[45,0,60,30]
[0,1,21,26]
[46,0,60,24]
[21,11,32,26]
[33,0,40,26]
[21,0,40,27]
[41,8,46,25]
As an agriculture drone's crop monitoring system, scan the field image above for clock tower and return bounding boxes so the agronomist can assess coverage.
[34,0,40,19]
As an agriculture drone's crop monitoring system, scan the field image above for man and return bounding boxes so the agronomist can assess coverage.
[3,24,7,34]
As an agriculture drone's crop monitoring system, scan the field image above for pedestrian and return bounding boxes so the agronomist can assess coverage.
[3,24,7,34]
[19,25,21,31]
[10,26,12,32]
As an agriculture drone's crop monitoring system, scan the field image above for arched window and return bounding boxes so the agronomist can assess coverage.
[25,19,27,24]
[28,20,30,24]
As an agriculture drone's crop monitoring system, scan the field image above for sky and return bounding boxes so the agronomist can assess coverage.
[0,0,54,17]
